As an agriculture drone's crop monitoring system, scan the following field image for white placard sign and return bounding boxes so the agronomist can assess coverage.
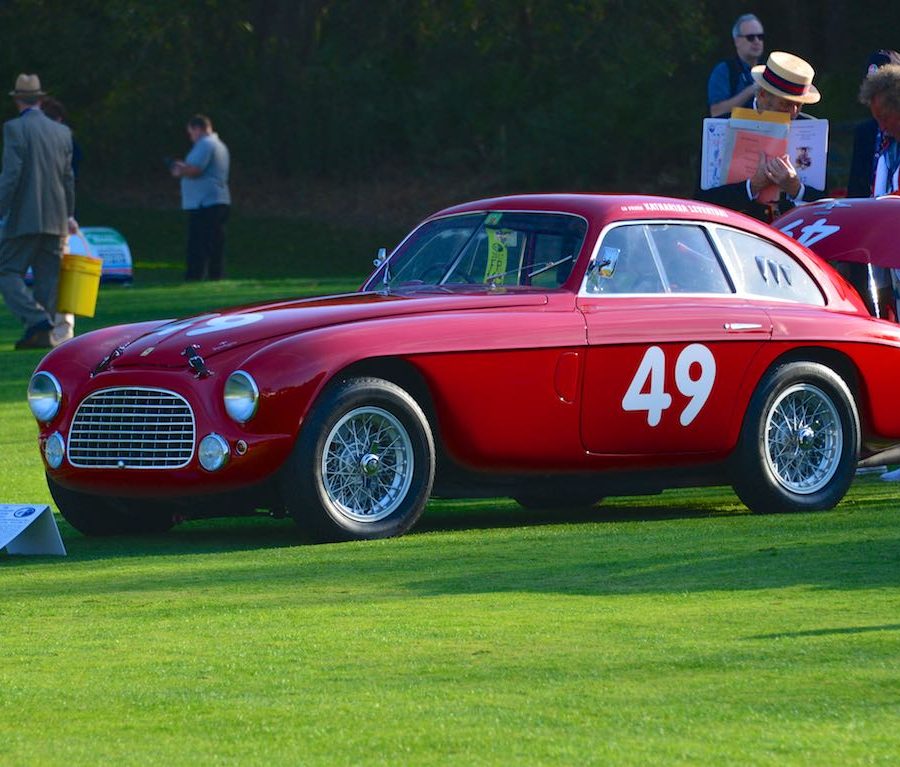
[67,227,134,282]
[0,504,67,556]
[700,117,829,191]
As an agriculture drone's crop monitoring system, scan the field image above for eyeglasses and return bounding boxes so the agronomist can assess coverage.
[741,34,765,42]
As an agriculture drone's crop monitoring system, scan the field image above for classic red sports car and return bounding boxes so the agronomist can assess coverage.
[27,194,900,541]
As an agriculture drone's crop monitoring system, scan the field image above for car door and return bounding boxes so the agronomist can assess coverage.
[577,221,771,455]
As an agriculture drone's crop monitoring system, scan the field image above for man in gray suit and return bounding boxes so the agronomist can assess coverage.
[0,73,77,349]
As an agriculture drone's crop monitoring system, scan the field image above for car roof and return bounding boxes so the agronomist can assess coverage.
[426,193,865,312]
[431,193,780,238]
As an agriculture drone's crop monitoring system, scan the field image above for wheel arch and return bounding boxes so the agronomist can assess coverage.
[764,346,869,433]
[280,361,438,541]
[729,345,866,462]
[320,356,448,461]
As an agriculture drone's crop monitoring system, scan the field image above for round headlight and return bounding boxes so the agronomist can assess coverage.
[198,433,230,472]
[28,372,62,422]
[44,432,65,469]
[224,370,259,423]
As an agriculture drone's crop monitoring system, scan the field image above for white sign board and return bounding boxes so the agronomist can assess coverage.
[701,117,829,192]
[0,504,67,556]
[68,227,134,282]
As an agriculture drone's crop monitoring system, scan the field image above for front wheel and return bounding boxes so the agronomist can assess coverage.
[280,377,435,542]
[732,362,859,514]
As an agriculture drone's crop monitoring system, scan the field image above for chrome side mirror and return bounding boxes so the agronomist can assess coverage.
[373,247,387,267]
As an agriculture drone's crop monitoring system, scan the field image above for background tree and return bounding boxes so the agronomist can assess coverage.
[0,0,892,219]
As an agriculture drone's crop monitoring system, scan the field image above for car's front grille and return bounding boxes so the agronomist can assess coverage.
[68,388,195,469]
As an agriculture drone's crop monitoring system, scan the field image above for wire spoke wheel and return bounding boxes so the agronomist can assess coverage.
[321,406,415,523]
[733,362,858,515]
[763,383,843,495]
[283,377,435,541]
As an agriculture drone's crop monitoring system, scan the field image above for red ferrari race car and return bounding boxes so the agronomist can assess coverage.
[26,194,900,541]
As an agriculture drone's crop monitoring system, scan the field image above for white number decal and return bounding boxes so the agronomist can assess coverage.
[622,346,672,427]
[623,344,716,427]
[152,314,218,338]
[185,313,264,337]
[778,217,841,248]
[151,313,264,338]
[675,344,716,426]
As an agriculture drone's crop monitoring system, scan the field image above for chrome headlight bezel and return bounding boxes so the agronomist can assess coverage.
[224,370,259,423]
[27,371,62,423]
[198,433,230,472]
[44,432,65,469]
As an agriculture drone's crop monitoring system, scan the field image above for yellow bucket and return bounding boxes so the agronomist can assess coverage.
[57,242,102,317]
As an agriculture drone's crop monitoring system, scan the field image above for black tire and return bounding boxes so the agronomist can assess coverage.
[280,377,435,542]
[732,361,859,514]
[47,476,176,536]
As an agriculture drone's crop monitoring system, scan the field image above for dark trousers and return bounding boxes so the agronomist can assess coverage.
[0,233,64,329]
[186,204,229,281]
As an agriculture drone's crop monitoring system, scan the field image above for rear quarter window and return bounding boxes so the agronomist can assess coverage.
[714,227,825,305]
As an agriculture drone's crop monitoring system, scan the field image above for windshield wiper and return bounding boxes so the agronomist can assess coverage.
[528,255,573,279]
[484,266,525,284]
[484,255,575,286]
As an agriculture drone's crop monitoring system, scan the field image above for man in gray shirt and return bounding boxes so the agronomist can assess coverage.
[0,74,77,349]
[171,114,230,280]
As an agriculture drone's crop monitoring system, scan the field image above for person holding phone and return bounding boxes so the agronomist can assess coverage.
[170,114,231,281]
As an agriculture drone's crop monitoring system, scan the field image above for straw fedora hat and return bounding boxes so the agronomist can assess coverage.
[9,73,46,98]
[751,51,821,104]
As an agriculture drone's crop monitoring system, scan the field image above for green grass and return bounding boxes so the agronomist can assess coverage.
[76,195,403,283]
[1,204,899,765]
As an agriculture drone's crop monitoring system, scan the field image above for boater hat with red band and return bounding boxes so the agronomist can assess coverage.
[751,51,821,104]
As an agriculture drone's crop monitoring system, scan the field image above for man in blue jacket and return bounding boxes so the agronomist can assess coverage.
[708,14,765,118]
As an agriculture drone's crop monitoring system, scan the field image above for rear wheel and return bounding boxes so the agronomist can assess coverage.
[47,476,175,536]
[732,362,859,514]
[280,377,435,542]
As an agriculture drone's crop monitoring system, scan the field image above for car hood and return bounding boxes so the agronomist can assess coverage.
[102,290,549,370]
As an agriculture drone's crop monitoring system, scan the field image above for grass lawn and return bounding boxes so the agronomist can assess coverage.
[1,202,898,765]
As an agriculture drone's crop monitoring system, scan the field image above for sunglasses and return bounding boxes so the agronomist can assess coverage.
[741,33,765,42]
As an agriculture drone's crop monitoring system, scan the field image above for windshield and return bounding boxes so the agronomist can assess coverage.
[377,211,588,291]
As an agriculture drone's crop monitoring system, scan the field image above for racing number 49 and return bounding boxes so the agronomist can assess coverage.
[622,344,716,427]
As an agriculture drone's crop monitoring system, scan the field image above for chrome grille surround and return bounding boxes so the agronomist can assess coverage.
[68,387,196,469]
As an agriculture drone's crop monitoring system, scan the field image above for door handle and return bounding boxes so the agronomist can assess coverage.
[723,322,764,332]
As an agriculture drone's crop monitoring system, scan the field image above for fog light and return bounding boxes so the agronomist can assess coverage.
[28,371,62,422]
[44,432,65,469]
[198,433,230,471]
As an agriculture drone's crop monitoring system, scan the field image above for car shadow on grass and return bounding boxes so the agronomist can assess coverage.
[746,623,900,640]
[0,491,745,567]
[4,494,897,603]
[0,514,305,565]
[415,495,745,534]
[35,494,745,563]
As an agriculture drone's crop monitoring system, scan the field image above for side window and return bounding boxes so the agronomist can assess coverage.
[647,224,733,294]
[585,225,665,294]
[716,228,825,305]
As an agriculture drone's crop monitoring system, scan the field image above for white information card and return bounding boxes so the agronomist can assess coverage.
[0,504,67,556]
